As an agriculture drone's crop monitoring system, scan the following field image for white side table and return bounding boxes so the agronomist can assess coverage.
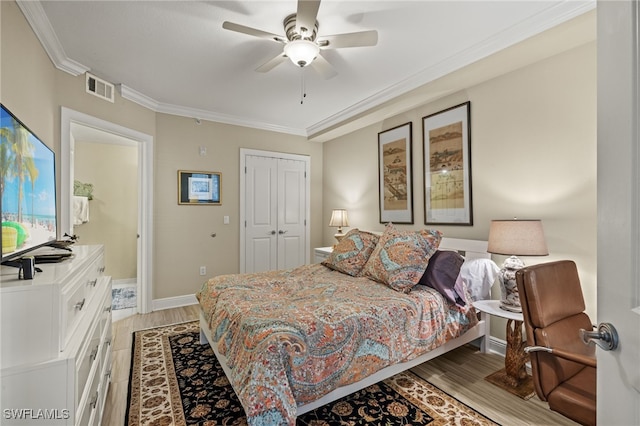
[473,299,534,399]
[314,247,332,263]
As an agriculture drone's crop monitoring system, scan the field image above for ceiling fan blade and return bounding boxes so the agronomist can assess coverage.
[311,53,337,80]
[296,0,321,35]
[222,21,285,43]
[318,30,378,49]
[256,53,288,73]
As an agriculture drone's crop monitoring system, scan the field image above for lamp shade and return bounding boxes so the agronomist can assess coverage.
[487,219,548,256]
[284,40,319,67]
[329,209,349,228]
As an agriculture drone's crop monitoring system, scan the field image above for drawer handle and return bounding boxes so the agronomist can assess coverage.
[105,369,112,380]
[89,391,99,409]
[98,266,105,273]
[89,344,99,362]
[74,298,86,311]
[87,278,98,287]
[104,306,112,313]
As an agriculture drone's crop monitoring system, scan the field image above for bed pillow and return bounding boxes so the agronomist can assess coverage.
[322,229,379,276]
[459,258,500,301]
[362,223,442,293]
[418,250,465,305]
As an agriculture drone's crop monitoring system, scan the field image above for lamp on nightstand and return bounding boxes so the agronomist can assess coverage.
[329,209,349,242]
[487,219,548,312]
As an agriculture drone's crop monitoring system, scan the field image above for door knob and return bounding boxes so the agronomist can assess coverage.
[278,230,288,234]
[268,230,276,235]
[580,322,619,351]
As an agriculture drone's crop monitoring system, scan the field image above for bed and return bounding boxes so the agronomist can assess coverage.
[197,226,498,425]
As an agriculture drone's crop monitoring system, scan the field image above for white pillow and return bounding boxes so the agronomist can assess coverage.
[460,258,499,301]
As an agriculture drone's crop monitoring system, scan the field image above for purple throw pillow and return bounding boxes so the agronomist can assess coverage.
[419,250,465,305]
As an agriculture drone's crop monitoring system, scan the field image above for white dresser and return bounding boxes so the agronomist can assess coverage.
[0,245,112,426]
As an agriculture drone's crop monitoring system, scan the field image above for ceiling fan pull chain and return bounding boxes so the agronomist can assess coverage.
[300,69,307,105]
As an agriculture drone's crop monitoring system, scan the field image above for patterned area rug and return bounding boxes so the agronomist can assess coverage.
[126,321,499,425]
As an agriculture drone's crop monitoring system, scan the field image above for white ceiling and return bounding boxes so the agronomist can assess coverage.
[21,1,594,140]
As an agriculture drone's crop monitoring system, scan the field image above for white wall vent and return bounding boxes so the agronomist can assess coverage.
[86,73,115,103]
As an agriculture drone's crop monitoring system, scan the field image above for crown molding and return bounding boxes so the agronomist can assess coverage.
[19,0,594,140]
[307,0,595,137]
[16,1,89,76]
[118,84,306,136]
[117,85,160,111]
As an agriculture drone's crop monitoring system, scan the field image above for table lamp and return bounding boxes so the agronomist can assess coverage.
[487,219,548,312]
[329,209,349,242]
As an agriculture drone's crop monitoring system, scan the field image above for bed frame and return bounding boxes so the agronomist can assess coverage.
[199,237,490,416]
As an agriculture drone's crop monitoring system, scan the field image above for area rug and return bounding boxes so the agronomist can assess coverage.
[112,286,137,310]
[126,321,499,425]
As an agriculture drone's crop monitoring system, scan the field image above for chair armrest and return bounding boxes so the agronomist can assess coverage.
[525,346,597,368]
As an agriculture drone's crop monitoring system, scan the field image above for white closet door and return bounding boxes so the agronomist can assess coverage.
[277,158,307,270]
[245,155,278,273]
[243,151,308,273]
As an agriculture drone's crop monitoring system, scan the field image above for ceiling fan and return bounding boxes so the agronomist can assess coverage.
[222,0,378,79]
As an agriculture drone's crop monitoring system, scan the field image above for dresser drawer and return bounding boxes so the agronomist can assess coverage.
[77,365,100,426]
[75,314,101,408]
[61,277,88,350]
[60,257,104,350]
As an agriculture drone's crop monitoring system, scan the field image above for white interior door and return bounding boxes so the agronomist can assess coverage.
[245,155,278,273]
[241,149,309,273]
[596,1,640,424]
[277,158,307,270]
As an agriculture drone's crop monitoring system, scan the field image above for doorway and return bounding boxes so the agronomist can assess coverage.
[60,107,154,314]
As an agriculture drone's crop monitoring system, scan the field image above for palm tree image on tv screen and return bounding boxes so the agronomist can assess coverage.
[1,104,57,262]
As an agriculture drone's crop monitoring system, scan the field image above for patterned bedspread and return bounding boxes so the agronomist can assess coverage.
[196,263,478,425]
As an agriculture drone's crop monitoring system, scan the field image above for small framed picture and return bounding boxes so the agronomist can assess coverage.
[378,122,414,224]
[178,170,221,205]
[423,101,472,225]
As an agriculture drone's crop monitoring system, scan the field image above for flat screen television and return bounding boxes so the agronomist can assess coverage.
[1,103,58,263]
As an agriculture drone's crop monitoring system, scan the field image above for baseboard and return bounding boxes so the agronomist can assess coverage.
[488,336,507,357]
[112,278,137,288]
[152,294,198,311]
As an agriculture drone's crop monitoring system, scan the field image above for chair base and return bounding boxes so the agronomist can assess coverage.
[485,368,535,400]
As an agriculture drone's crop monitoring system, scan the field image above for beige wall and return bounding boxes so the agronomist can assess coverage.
[74,141,138,280]
[153,114,323,299]
[322,42,597,339]
[1,2,57,152]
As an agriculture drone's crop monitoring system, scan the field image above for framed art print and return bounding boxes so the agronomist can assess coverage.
[378,122,413,224]
[178,170,221,205]
[423,101,472,225]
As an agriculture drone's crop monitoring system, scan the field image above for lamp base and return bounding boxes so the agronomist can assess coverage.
[499,256,525,313]
[334,232,346,242]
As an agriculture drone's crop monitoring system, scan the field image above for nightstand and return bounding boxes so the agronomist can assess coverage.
[472,299,534,399]
[314,247,332,263]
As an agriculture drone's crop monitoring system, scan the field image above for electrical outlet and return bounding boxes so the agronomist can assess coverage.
[199,266,206,276]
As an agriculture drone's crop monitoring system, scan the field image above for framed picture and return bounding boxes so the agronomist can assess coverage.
[422,101,472,226]
[178,170,221,205]
[378,122,413,224]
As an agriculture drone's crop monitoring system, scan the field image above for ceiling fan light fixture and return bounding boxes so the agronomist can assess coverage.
[284,39,319,67]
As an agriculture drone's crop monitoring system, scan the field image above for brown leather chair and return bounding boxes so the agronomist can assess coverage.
[516,260,596,426]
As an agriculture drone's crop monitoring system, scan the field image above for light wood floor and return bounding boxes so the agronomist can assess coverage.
[103,305,577,425]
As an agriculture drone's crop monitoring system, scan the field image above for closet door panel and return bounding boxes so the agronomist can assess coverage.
[245,155,278,272]
[277,159,307,270]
